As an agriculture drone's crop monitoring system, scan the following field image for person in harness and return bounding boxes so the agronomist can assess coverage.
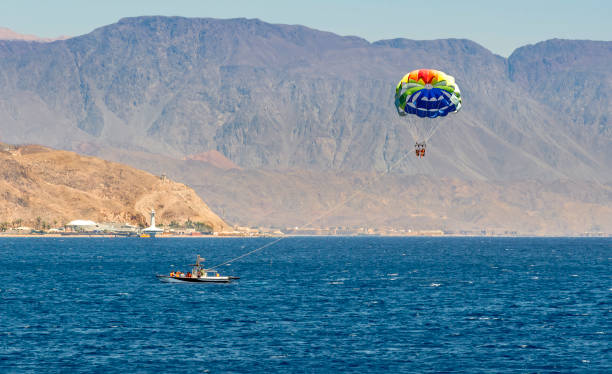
[415,142,426,158]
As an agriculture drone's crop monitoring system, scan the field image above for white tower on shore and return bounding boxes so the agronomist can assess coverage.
[142,209,163,237]
[150,209,157,227]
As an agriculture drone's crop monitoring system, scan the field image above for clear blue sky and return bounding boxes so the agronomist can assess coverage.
[1,0,610,56]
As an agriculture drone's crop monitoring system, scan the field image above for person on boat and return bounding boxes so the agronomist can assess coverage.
[170,272,175,277]
[420,148,426,157]
[187,272,192,278]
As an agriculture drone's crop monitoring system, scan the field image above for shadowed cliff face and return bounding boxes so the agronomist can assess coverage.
[0,17,610,233]
[508,39,612,165]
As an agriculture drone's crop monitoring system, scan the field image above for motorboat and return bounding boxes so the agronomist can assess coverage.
[156,255,239,283]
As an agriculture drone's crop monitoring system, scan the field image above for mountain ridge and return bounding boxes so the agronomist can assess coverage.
[0,16,610,233]
[1,17,607,180]
[0,26,70,43]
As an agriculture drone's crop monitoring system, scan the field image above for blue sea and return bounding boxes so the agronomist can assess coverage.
[0,237,610,373]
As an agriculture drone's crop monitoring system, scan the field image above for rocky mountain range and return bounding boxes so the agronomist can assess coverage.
[0,16,610,234]
[0,143,228,231]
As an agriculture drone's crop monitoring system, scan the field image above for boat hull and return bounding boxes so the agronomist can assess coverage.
[156,275,237,283]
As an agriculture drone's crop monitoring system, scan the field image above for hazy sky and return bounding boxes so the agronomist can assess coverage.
[1,0,610,56]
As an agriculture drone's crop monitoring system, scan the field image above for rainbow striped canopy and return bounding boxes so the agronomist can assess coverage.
[395,69,462,118]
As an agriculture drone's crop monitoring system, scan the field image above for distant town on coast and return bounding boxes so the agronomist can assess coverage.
[1,212,607,238]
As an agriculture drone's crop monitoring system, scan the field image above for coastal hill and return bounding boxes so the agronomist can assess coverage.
[0,144,229,231]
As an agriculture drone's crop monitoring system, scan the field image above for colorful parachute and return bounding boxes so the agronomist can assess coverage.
[395,69,461,118]
[394,69,462,154]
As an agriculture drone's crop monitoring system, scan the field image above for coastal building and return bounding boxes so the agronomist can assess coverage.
[98,222,139,236]
[66,220,99,232]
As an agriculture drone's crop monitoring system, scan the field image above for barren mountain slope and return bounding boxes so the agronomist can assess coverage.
[96,147,612,236]
[508,39,612,165]
[0,17,609,181]
[0,144,228,230]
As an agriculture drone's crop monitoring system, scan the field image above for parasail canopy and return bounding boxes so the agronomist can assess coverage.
[395,69,462,118]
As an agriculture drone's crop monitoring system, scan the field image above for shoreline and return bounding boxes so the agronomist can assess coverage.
[0,234,609,238]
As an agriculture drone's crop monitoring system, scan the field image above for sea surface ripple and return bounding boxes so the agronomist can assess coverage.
[0,237,610,373]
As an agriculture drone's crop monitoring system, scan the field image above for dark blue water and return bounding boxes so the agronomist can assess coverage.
[0,237,610,373]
